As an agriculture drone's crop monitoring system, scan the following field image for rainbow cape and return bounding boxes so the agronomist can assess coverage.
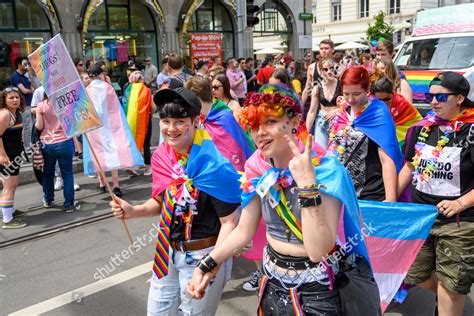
[83,80,144,175]
[204,100,255,172]
[242,143,438,312]
[151,129,241,203]
[122,83,152,152]
[331,97,404,172]
[389,93,423,148]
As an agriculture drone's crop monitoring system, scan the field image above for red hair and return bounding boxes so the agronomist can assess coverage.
[341,66,370,91]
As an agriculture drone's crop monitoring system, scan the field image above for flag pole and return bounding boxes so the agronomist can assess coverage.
[84,133,134,246]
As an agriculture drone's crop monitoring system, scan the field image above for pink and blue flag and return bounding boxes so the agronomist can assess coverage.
[82,80,144,175]
[358,200,438,312]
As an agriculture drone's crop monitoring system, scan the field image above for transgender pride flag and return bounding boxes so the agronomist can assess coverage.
[358,200,438,312]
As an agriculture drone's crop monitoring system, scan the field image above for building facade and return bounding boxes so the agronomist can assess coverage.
[0,0,311,86]
[311,0,473,50]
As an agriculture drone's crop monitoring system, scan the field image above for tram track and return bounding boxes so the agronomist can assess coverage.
[0,178,151,249]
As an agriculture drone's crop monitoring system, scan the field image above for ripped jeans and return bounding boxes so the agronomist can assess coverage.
[147,246,232,316]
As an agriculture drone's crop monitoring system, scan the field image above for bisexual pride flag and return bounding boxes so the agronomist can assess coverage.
[358,200,438,312]
[204,100,255,172]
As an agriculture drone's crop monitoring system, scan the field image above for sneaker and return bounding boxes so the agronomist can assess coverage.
[77,153,83,161]
[43,199,53,208]
[63,202,80,213]
[88,174,97,178]
[143,167,152,176]
[13,210,27,218]
[74,183,81,191]
[96,186,106,193]
[54,177,63,191]
[113,187,123,197]
[242,271,260,291]
[2,218,27,229]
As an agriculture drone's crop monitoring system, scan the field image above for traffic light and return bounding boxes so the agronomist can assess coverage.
[247,0,260,27]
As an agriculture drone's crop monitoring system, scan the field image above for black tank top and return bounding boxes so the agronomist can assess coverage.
[318,81,341,107]
[2,111,23,156]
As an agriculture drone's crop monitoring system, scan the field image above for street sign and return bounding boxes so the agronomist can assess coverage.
[299,35,312,49]
[299,13,313,20]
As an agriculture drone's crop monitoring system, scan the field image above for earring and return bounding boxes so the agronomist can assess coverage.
[292,128,297,134]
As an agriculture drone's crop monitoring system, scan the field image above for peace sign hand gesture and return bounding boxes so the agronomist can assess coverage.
[284,134,316,187]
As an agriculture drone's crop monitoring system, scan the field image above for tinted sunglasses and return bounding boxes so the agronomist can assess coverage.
[424,93,456,102]
[212,85,222,90]
[322,67,334,72]
[3,87,19,93]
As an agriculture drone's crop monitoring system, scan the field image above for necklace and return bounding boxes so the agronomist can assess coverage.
[411,111,464,183]
[328,100,369,158]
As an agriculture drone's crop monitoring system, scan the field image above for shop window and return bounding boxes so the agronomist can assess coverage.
[0,1,14,29]
[254,7,290,34]
[188,0,234,61]
[84,0,158,87]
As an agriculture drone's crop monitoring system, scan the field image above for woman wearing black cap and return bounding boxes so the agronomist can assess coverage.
[110,88,241,315]
[398,71,474,315]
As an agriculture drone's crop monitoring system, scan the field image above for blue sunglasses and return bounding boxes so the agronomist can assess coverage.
[424,93,456,102]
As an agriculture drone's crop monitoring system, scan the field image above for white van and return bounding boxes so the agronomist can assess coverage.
[394,4,474,112]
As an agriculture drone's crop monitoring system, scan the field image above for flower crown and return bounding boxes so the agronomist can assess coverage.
[243,92,302,114]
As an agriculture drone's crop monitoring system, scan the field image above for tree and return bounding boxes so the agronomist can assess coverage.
[364,11,395,47]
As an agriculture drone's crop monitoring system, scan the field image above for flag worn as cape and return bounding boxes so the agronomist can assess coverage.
[151,129,241,203]
[83,80,144,175]
[331,97,404,172]
[389,93,423,148]
[122,82,152,152]
[241,142,370,263]
[204,100,255,172]
[358,200,438,312]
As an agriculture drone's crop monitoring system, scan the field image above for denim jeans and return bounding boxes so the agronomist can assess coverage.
[21,106,33,149]
[314,111,330,148]
[42,139,74,207]
[260,277,341,315]
[147,246,232,316]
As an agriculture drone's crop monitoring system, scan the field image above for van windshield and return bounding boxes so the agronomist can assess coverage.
[394,36,474,70]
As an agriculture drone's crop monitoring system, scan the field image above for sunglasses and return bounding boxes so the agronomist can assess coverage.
[3,87,19,93]
[212,85,222,90]
[424,93,456,102]
[78,63,84,66]
[322,67,334,72]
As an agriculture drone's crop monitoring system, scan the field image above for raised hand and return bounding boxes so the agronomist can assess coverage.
[284,134,316,187]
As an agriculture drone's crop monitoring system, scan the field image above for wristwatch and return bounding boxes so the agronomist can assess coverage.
[298,194,322,208]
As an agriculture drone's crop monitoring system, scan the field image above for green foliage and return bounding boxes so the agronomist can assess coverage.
[365,11,395,44]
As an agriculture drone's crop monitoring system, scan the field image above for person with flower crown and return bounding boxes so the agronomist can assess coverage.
[398,72,474,316]
[328,66,403,202]
[110,87,241,315]
[187,84,381,315]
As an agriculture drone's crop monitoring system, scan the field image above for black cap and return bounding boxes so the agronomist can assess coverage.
[196,60,208,70]
[153,88,202,117]
[88,65,104,77]
[430,71,473,107]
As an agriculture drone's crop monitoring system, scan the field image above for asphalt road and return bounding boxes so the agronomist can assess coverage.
[1,171,472,315]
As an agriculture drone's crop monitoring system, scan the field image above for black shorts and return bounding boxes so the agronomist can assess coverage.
[0,151,25,177]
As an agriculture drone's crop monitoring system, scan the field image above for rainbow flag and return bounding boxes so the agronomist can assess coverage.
[389,93,423,148]
[122,83,152,152]
[204,100,255,172]
[83,80,144,175]
[403,70,440,103]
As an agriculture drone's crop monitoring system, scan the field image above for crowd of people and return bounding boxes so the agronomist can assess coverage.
[0,38,473,315]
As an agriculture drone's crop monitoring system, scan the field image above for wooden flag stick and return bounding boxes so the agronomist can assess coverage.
[84,133,134,246]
